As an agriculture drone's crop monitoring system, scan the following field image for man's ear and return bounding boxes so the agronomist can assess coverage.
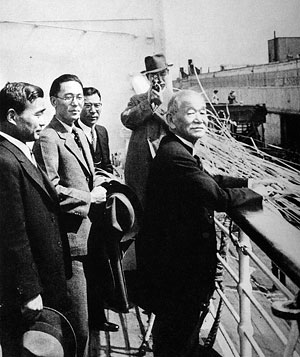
[50,96,57,107]
[7,109,18,125]
[166,112,176,130]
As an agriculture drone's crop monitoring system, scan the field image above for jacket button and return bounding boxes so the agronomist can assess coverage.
[57,241,62,248]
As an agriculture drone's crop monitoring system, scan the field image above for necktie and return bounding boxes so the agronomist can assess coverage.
[193,154,203,170]
[91,128,97,152]
[72,128,83,151]
[30,150,37,167]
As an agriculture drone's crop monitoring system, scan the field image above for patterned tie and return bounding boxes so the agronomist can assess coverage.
[72,128,83,151]
[193,154,203,170]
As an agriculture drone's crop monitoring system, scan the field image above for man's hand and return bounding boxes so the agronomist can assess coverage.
[91,185,107,204]
[150,88,164,108]
[21,294,43,321]
[249,178,281,197]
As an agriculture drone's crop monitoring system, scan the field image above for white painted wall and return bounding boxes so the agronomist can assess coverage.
[0,0,165,154]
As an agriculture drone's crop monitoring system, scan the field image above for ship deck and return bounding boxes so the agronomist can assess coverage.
[88,239,300,357]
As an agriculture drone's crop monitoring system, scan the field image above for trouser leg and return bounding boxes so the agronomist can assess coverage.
[0,310,24,357]
[152,304,201,357]
[65,258,89,357]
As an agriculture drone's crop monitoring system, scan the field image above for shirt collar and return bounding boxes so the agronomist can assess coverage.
[78,119,95,133]
[175,134,196,155]
[0,131,33,162]
[55,116,73,133]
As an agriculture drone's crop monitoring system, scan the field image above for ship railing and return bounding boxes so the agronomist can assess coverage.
[210,203,300,357]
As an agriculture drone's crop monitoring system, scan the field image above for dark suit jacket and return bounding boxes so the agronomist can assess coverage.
[136,133,262,314]
[33,116,95,256]
[0,136,69,313]
[75,121,113,174]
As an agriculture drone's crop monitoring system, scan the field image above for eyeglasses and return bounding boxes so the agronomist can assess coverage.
[56,94,84,103]
[84,103,102,110]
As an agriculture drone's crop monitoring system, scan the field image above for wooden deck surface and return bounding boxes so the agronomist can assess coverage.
[89,306,153,357]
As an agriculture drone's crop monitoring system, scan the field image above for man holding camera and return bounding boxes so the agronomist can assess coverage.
[121,53,173,207]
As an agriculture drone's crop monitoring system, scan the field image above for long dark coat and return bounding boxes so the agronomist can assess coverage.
[136,133,262,314]
[121,92,168,207]
[0,137,69,312]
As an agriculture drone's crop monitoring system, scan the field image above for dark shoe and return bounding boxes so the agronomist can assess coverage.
[98,321,119,332]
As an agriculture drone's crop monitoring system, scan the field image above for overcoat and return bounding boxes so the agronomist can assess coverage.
[121,91,168,207]
[136,133,262,313]
[0,136,69,312]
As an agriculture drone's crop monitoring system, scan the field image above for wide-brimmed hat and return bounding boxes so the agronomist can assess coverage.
[22,307,76,357]
[141,53,173,74]
[103,180,143,238]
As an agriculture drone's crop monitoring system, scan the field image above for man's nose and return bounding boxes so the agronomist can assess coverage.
[194,111,205,121]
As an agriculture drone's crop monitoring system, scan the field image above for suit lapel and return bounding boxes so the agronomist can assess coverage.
[76,128,95,176]
[0,138,55,202]
[164,133,194,155]
[95,126,104,157]
[51,117,93,177]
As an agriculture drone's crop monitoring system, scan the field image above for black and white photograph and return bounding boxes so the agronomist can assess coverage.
[0,1,300,356]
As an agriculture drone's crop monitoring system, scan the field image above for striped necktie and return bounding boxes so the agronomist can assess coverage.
[72,128,83,151]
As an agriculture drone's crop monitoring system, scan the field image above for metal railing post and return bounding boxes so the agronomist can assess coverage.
[238,230,253,356]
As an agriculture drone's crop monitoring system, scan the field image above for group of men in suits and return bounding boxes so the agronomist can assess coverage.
[0,64,273,357]
[0,75,118,357]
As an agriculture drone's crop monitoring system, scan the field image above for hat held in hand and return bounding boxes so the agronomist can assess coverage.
[141,53,173,74]
[103,180,143,239]
[22,307,76,357]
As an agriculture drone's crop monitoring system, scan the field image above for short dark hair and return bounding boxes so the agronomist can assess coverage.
[83,87,101,101]
[49,74,83,97]
[0,82,44,121]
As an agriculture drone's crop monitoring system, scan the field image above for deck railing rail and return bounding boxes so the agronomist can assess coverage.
[211,203,300,356]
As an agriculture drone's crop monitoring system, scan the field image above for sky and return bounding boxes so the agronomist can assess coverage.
[163,0,300,73]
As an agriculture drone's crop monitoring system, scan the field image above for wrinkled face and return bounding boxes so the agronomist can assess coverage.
[51,81,84,126]
[80,93,102,128]
[169,93,208,144]
[12,97,46,142]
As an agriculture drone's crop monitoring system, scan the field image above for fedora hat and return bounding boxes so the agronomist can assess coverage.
[141,53,173,74]
[103,180,143,238]
[22,307,76,357]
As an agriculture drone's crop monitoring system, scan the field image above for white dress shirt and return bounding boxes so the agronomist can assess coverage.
[0,131,37,166]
